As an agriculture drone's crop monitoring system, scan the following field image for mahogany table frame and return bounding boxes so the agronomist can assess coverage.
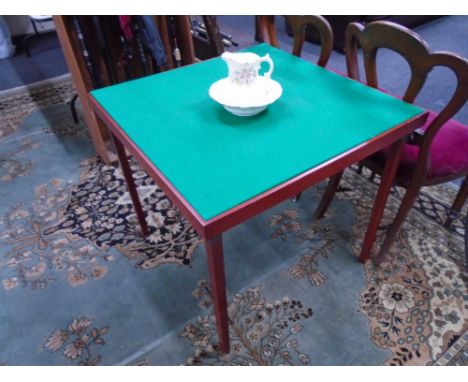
[88,88,427,354]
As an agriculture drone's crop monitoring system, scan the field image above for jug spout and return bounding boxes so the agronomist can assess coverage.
[222,51,260,65]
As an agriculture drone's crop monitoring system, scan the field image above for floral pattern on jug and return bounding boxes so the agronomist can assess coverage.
[231,67,258,85]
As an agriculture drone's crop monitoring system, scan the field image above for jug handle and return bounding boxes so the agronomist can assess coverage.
[260,54,274,79]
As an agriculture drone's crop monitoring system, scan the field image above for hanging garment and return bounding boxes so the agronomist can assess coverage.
[139,16,167,67]
[118,16,133,40]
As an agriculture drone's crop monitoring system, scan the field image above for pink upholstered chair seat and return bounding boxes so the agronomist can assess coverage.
[372,110,468,181]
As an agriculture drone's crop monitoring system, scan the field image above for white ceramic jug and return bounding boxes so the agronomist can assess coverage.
[221,51,274,86]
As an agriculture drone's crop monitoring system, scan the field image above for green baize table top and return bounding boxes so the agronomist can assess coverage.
[91,44,423,221]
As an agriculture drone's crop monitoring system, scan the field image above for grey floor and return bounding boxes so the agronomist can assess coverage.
[0,31,68,90]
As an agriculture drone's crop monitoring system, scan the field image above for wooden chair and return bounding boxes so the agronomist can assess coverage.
[257,15,333,66]
[314,21,468,264]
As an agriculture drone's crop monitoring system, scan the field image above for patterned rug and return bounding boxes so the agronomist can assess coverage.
[0,76,466,366]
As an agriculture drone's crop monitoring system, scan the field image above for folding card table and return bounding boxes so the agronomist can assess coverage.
[89,44,427,353]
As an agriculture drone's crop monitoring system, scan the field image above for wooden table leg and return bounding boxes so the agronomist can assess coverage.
[205,235,230,353]
[111,132,149,236]
[314,171,344,219]
[359,138,405,263]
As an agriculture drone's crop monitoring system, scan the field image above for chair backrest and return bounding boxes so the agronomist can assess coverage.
[345,21,468,175]
[258,15,333,67]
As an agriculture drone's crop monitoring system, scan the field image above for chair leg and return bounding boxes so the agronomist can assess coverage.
[70,94,79,124]
[444,176,468,228]
[464,209,468,268]
[374,177,423,264]
[292,192,302,202]
[357,163,364,174]
[314,171,343,219]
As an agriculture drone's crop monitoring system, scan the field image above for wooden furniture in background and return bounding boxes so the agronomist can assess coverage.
[258,15,333,66]
[294,16,441,52]
[54,16,112,162]
[255,16,441,52]
[54,16,196,164]
[191,16,225,60]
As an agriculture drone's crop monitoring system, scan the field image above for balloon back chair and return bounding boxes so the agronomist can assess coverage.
[314,21,468,264]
